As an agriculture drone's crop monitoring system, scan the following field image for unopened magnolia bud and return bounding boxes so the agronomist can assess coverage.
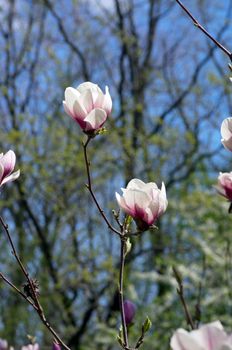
[23,279,40,300]
[123,300,136,325]
[52,342,61,350]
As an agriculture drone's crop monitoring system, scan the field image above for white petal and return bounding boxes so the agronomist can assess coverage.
[80,90,94,114]
[126,179,146,190]
[115,192,131,214]
[63,101,73,117]
[157,182,168,215]
[170,329,203,350]
[124,189,151,211]
[77,82,102,94]
[102,86,112,115]
[64,87,80,113]
[94,90,105,108]
[84,108,107,131]
[221,118,232,140]
[191,322,227,349]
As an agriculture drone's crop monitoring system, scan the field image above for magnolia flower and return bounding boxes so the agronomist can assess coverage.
[0,150,20,187]
[216,172,232,202]
[116,179,168,230]
[221,117,232,151]
[21,344,39,350]
[170,321,232,350]
[123,300,136,325]
[0,339,8,350]
[63,81,112,133]
[52,343,61,350]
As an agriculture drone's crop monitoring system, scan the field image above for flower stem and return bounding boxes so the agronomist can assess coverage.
[119,238,129,348]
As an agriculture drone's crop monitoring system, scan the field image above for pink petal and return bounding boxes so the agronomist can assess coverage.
[73,99,87,120]
[123,189,151,218]
[222,138,232,152]
[0,163,4,184]
[1,150,16,177]
[1,170,20,186]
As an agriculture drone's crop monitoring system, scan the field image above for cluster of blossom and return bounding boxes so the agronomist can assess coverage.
[1,81,232,348]
[63,82,168,229]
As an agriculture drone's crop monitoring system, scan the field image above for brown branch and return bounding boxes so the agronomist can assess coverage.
[118,238,129,348]
[0,272,38,310]
[173,267,195,330]
[175,0,232,60]
[43,0,89,80]
[0,216,71,350]
[82,136,121,236]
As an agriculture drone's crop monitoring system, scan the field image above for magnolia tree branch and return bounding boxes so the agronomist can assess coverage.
[175,0,232,60]
[0,216,71,350]
[82,136,121,236]
[82,135,130,349]
[0,272,37,309]
[173,267,195,330]
[119,238,129,348]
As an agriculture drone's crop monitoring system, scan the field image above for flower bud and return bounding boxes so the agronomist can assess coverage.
[216,172,232,202]
[221,117,232,151]
[170,321,232,350]
[0,150,20,187]
[52,342,61,350]
[63,81,112,134]
[116,179,168,230]
[123,300,136,325]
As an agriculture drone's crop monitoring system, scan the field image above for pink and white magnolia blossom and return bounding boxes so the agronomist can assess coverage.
[116,179,168,230]
[0,339,8,350]
[63,81,112,133]
[216,172,232,202]
[0,150,20,187]
[221,117,232,151]
[170,321,232,350]
[21,344,39,350]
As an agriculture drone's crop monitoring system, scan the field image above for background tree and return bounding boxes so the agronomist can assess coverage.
[0,0,232,349]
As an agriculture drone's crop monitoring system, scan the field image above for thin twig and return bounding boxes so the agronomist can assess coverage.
[119,238,129,348]
[0,272,38,310]
[175,0,232,60]
[173,266,195,330]
[82,136,121,236]
[0,216,71,350]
